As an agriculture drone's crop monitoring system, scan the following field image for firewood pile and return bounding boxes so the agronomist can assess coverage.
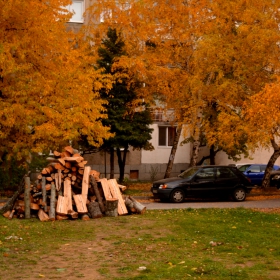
[2,146,146,221]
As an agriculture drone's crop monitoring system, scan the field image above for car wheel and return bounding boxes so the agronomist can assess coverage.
[233,187,246,202]
[170,189,185,203]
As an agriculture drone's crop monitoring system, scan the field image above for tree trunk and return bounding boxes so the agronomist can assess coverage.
[262,138,280,188]
[116,146,128,183]
[110,148,114,179]
[189,139,200,167]
[88,201,103,218]
[164,126,182,178]
[105,199,118,217]
[89,175,105,213]
[210,145,216,165]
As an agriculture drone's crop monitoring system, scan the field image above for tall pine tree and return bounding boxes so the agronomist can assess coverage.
[97,28,153,182]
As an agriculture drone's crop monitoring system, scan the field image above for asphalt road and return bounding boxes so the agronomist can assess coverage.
[143,198,280,210]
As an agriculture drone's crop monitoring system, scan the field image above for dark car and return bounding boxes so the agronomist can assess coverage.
[238,164,280,186]
[151,165,253,203]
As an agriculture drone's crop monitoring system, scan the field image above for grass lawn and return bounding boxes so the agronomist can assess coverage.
[1,208,280,280]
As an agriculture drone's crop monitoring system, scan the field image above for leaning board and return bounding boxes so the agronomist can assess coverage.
[107,179,128,215]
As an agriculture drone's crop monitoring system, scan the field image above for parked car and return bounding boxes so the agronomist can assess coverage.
[237,164,280,186]
[151,165,253,203]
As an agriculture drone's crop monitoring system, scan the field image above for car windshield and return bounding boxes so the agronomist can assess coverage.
[238,164,251,172]
[178,167,200,179]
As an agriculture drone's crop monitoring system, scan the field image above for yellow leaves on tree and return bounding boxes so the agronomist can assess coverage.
[0,0,112,160]
[85,0,280,159]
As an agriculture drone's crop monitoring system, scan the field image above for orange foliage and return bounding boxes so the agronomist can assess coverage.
[0,0,113,160]
[85,0,280,157]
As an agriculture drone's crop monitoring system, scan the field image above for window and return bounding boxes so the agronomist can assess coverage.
[67,0,84,23]
[158,126,176,146]
[195,168,215,180]
[217,167,237,178]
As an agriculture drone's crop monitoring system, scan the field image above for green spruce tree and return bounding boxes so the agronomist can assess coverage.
[97,28,153,183]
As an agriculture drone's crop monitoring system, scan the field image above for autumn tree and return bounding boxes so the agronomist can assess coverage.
[243,78,280,188]
[96,28,153,183]
[0,0,112,164]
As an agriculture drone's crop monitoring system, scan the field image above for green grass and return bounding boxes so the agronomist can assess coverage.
[1,208,280,279]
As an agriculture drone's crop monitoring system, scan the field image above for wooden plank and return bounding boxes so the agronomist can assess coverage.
[108,179,128,215]
[99,178,113,200]
[82,166,91,205]
[73,194,88,214]
[64,180,73,212]
[63,156,84,163]
[56,195,68,215]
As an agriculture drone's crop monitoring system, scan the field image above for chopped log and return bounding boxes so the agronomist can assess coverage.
[41,168,48,175]
[58,158,65,166]
[78,168,84,175]
[45,165,54,174]
[56,195,68,215]
[63,156,84,163]
[65,161,72,169]
[81,214,90,221]
[38,209,49,222]
[105,199,118,217]
[82,166,91,205]
[49,183,56,220]
[90,175,105,213]
[30,203,40,210]
[88,201,103,219]
[46,176,53,182]
[3,210,11,218]
[125,197,137,213]
[118,184,127,192]
[89,170,100,181]
[56,214,69,220]
[127,196,146,214]
[24,176,31,219]
[68,210,78,219]
[54,162,65,170]
[73,153,81,157]
[60,151,71,158]
[71,166,77,172]
[37,174,42,180]
[0,174,30,215]
[73,194,88,214]
[53,150,61,157]
[8,209,15,220]
[77,161,87,168]
[63,168,70,174]
[64,145,74,155]
[45,184,51,191]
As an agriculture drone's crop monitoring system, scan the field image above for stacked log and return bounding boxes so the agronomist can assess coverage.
[2,146,146,221]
